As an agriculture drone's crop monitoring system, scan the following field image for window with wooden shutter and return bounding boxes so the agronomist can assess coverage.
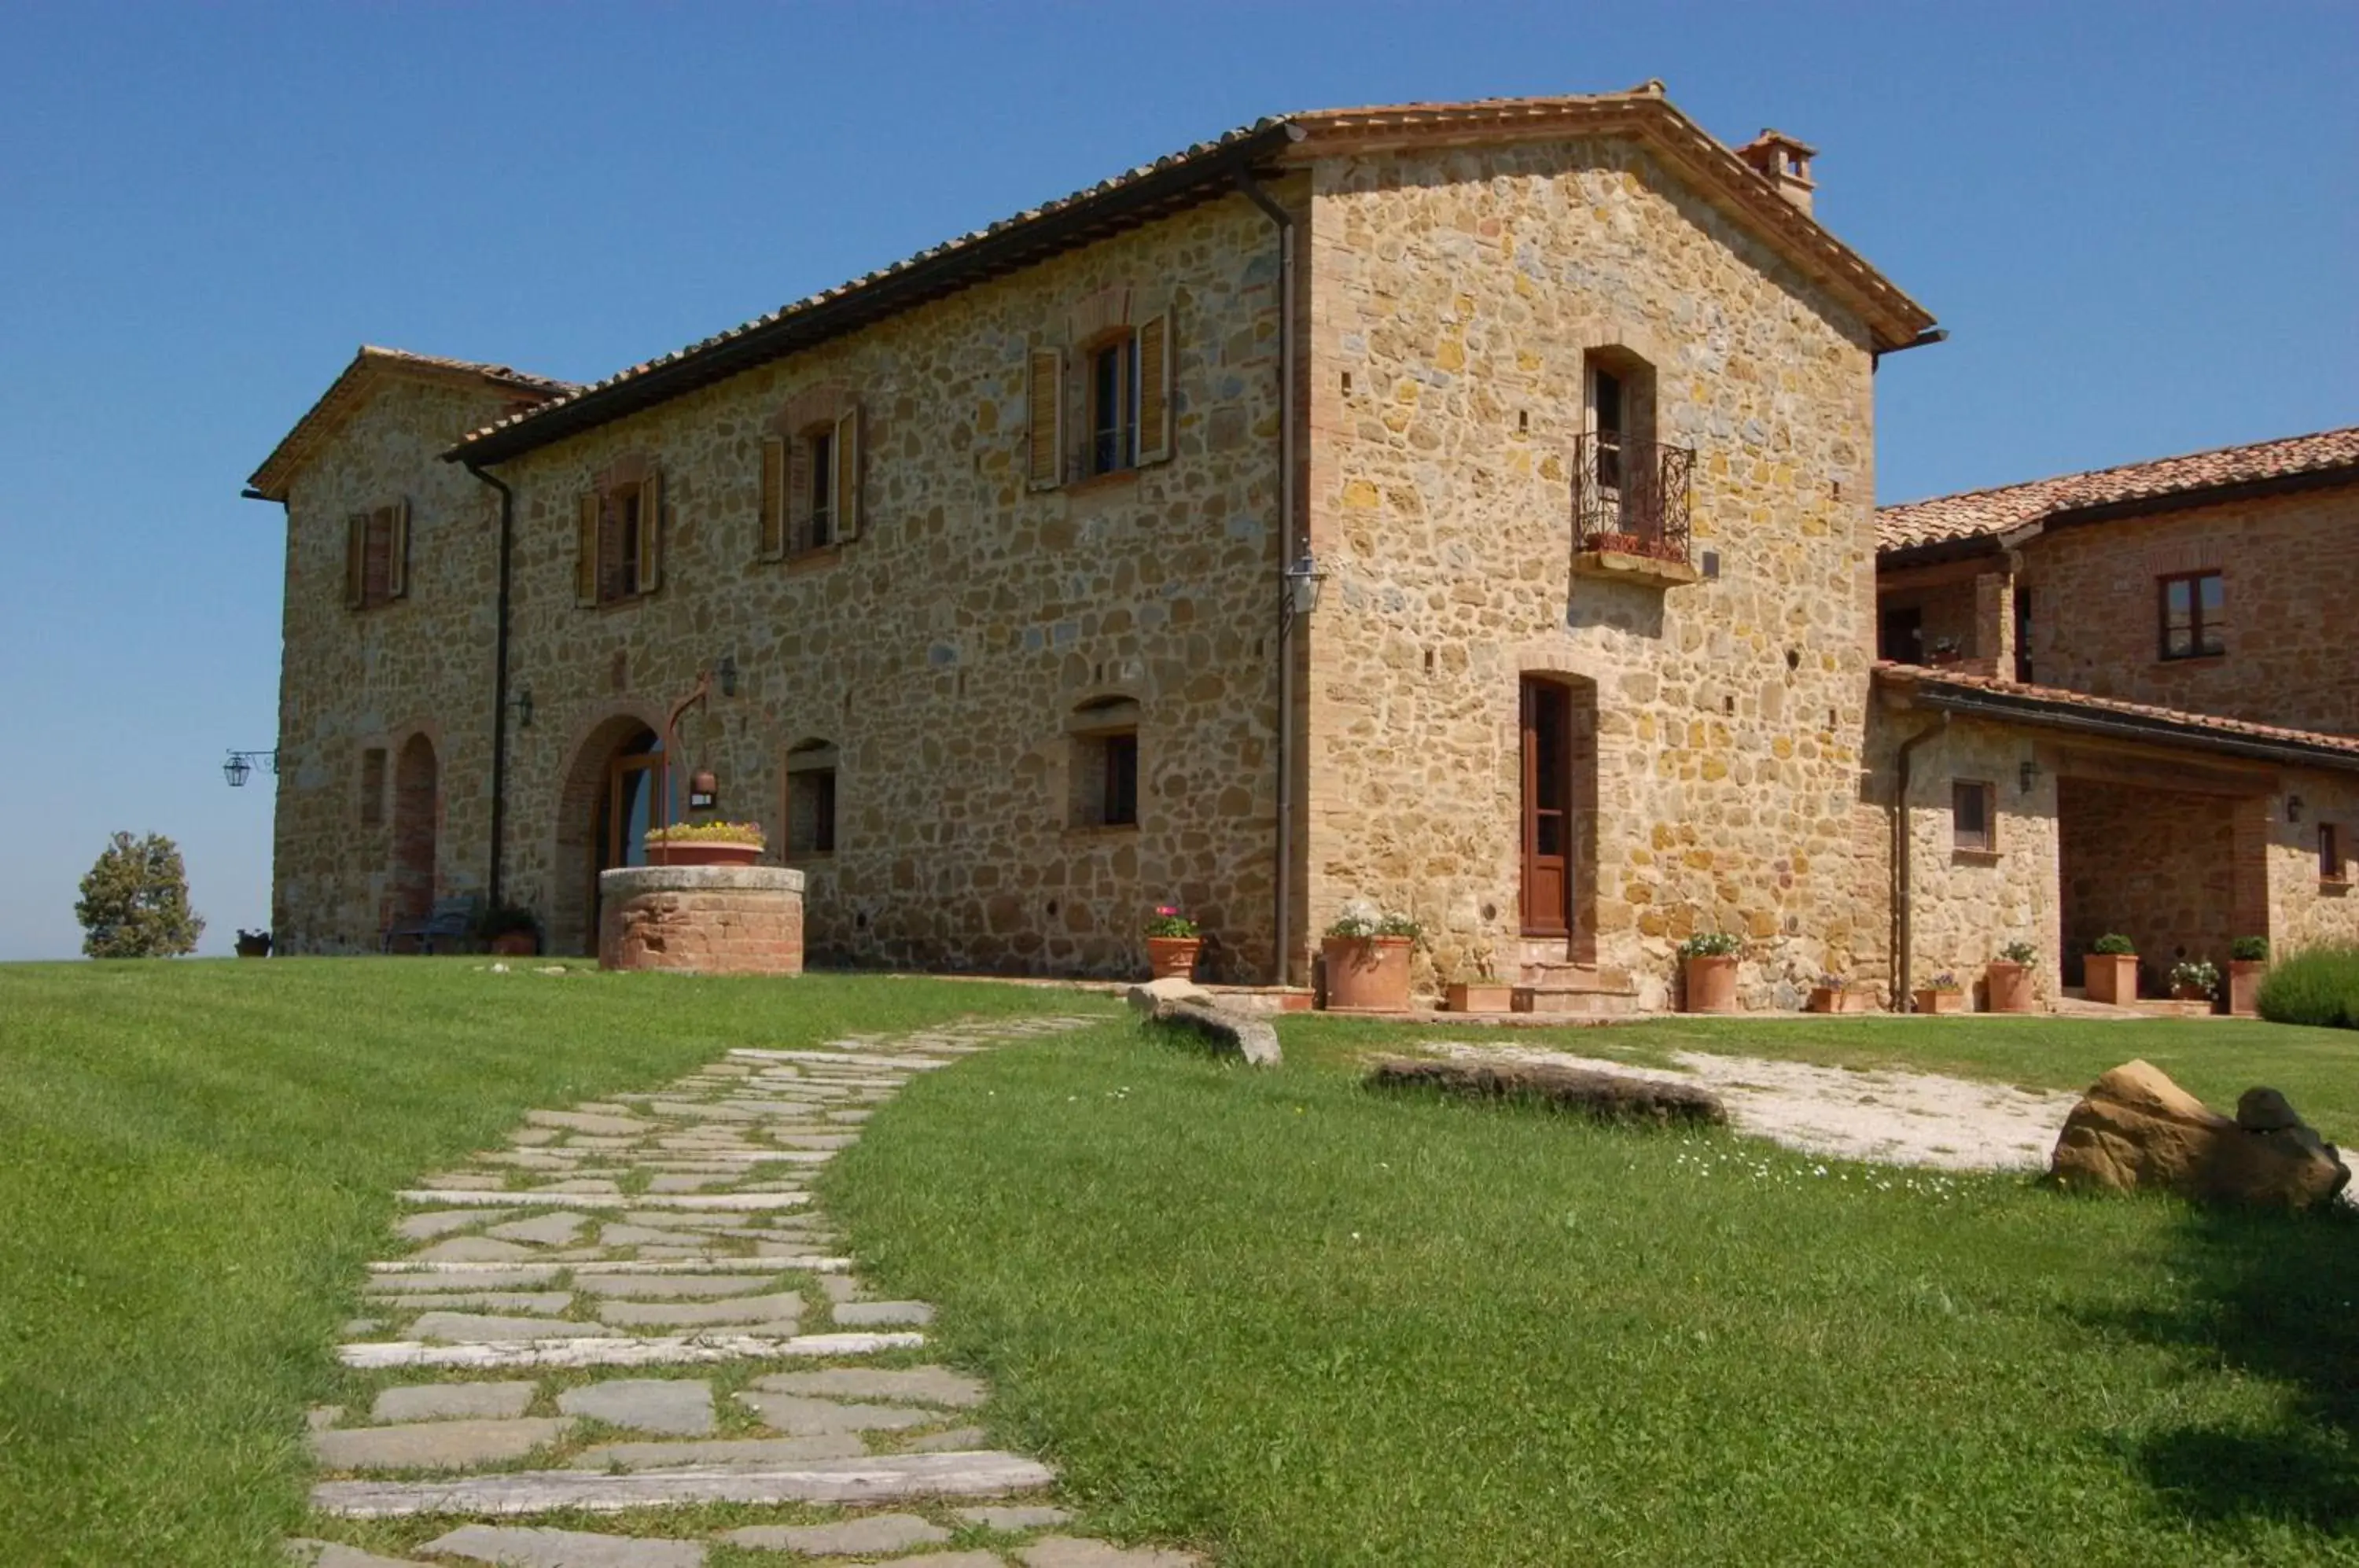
[385,499,410,601]
[1135,311,1173,466]
[635,473,662,595]
[576,493,601,606]
[1027,347,1063,488]
[759,435,787,561]
[344,513,368,608]
[833,407,861,540]
[787,433,815,553]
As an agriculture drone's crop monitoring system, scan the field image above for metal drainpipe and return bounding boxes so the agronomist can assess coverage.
[1237,170,1297,985]
[465,462,516,909]
[1891,712,1949,1010]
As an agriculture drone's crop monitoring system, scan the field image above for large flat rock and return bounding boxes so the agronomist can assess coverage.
[752,1366,986,1408]
[1019,1538,1204,1567]
[316,1450,1056,1516]
[399,1209,513,1242]
[311,1417,572,1472]
[369,1293,572,1316]
[598,1293,805,1329]
[411,1312,624,1344]
[340,1331,922,1371]
[734,1392,938,1434]
[485,1213,591,1246]
[418,1524,702,1566]
[719,1512,949,1555]
[554,1379,714,1437]
[834,1301,934,1327]
[565,1434,864,1470]
[370,1382,538,1423]
[572,1274,778,1298]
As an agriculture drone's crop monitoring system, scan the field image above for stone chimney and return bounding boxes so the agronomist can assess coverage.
[1735,129,1818,216]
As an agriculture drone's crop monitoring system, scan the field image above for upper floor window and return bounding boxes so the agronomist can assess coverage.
[343,499,410,610]
[2158,570,2224,660]
[1025,302,1172,489]
[576,468,662,607]
[760,396,861,560]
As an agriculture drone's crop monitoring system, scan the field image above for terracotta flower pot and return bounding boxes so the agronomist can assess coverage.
[2171,984,2215,1006]
[649,839,764,867]
[1145,936,1202,980]
[2228,959,2266,1018]
[1806,985,1868,1014]
[1985,961,2037,1014]
[1446,981,1514,1014]
[489,929,539,958]
[1321,935,1413,1012]
[2084,952,2138,1004]
[1914,988,1967,1015]
[1682,955,1739,1014]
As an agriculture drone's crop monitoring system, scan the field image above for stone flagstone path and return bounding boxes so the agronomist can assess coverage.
[289,1012,1203,1567]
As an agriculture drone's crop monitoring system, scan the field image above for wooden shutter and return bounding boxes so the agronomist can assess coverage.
[344,513,368,608]
[1026,347,1063,488]
[759,435,787,560]
[834,406,861,540]
[787,435,812,547]
[575,493,600,606]
[385,498,410,600]
[635,472,662,594]
[1135,311,1172,465]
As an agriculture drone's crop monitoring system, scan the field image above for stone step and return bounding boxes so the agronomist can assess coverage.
[312,1449,1056,1518]
[340,1331,923,1371]
[1511,985,1640,1017]
[1516,961,1634,991]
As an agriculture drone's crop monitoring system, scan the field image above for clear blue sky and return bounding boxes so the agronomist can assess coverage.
[1,3,2350,960]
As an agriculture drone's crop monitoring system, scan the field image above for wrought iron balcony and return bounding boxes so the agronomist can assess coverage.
[1571,432,1698,586]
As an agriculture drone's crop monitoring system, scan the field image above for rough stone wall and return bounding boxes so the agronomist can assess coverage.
[2022,488,2359,736]
[1884,715,2061,1007]
[1875,577,1981,664]
[271,379,514,951]
[599,867,805,976]
[1301,138,1880,1009]
[2272,771,2359,956]
[468,189,1295,977]
[2056,776,2242,988]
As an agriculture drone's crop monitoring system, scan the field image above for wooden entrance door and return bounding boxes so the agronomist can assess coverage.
[1521,678,1573,936]
[590,731,663,938]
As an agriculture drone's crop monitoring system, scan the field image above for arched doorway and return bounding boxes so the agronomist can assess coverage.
[388,734,439,944]
[552,718,670,955]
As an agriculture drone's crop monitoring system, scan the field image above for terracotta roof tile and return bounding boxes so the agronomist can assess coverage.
[1875,662,2359,766]
[1877,425,2359,554]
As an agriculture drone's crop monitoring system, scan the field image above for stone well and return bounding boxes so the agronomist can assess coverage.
[598,865,805,976]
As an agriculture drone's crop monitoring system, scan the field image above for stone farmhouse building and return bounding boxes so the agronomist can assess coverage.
[247,85,2359,1010]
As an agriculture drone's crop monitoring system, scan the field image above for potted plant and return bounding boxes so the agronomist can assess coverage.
[1143,905,1202,981]
[1319,902,1419,1012]
[1678,932,1741,1014]
[1986,940,2039,1014]
[2227,935,2269,1017]
[644,820,766,867]
[1925,635,1964,668]
[2085,933,2137,1004]
[1445,944,1511,1014]
[234,928,272,959]
[477,904,541,958]
[1805,972,1863,1014]
[1913,971,1967,1015]
[2169,959,2220,1007]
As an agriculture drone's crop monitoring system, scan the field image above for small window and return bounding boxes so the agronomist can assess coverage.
[342,501,410,610]
[2324,823,2346,884]
[2013,585,2033,683]
[616,489,644,596]
[1952,780,1995,853]
[1101,734,1139,826]
[1088,335,1139,477]
[576,473,662,607]
[786,741,838,857]
[804,429,835,552]
[2158,570,2225,660]
[1067,700,1140,829]
[359,747,388,826]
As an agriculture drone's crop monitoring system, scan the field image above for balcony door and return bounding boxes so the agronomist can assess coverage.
[1520,677,1573,936]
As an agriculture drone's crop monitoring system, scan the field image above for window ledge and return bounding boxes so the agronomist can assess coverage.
[594,593,651,614]
[1573,548,1700,589]
[1064,822,1140,838]
[785,545,844,575]
[2155,653,2227,667]
[2322,878,2353,896]
[1950,848,2003,866]
[1062,468,1141,499]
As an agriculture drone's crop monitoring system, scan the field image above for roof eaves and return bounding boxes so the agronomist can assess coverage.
[248,347,574,502]
[446,119,1305,467]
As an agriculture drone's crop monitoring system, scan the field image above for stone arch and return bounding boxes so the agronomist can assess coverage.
[388,732,440,942]
[550,705,668,956]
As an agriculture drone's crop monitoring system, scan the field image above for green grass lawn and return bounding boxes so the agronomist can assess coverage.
[0,959,1113,1567]
[831,1010,2359,1566]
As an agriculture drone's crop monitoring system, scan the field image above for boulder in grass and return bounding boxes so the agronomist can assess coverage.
[1143,999,1282,1068]
[1125,976,1216,1014]
[1365,1056,1726,1126]
[2049,1060,2349,1209]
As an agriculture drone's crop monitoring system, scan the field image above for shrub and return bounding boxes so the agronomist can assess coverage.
[1327,901,1420,940]
[1997,940,2038,966]
[2230,935,2271,963]
[76,832,204,959]
[1678,932,1742,959]
[2255,944,2359,1029]
[2091,933,2136,956]
[2169,959,2219,998]
[1144,905,1199,939]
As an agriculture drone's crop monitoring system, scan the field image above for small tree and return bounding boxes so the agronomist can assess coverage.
[76,832,204,959]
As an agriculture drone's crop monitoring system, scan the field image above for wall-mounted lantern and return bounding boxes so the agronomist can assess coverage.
[689,769,719,811]
[222,749,277,788]
[512,686,535,730]
[1282,552,1328,624]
